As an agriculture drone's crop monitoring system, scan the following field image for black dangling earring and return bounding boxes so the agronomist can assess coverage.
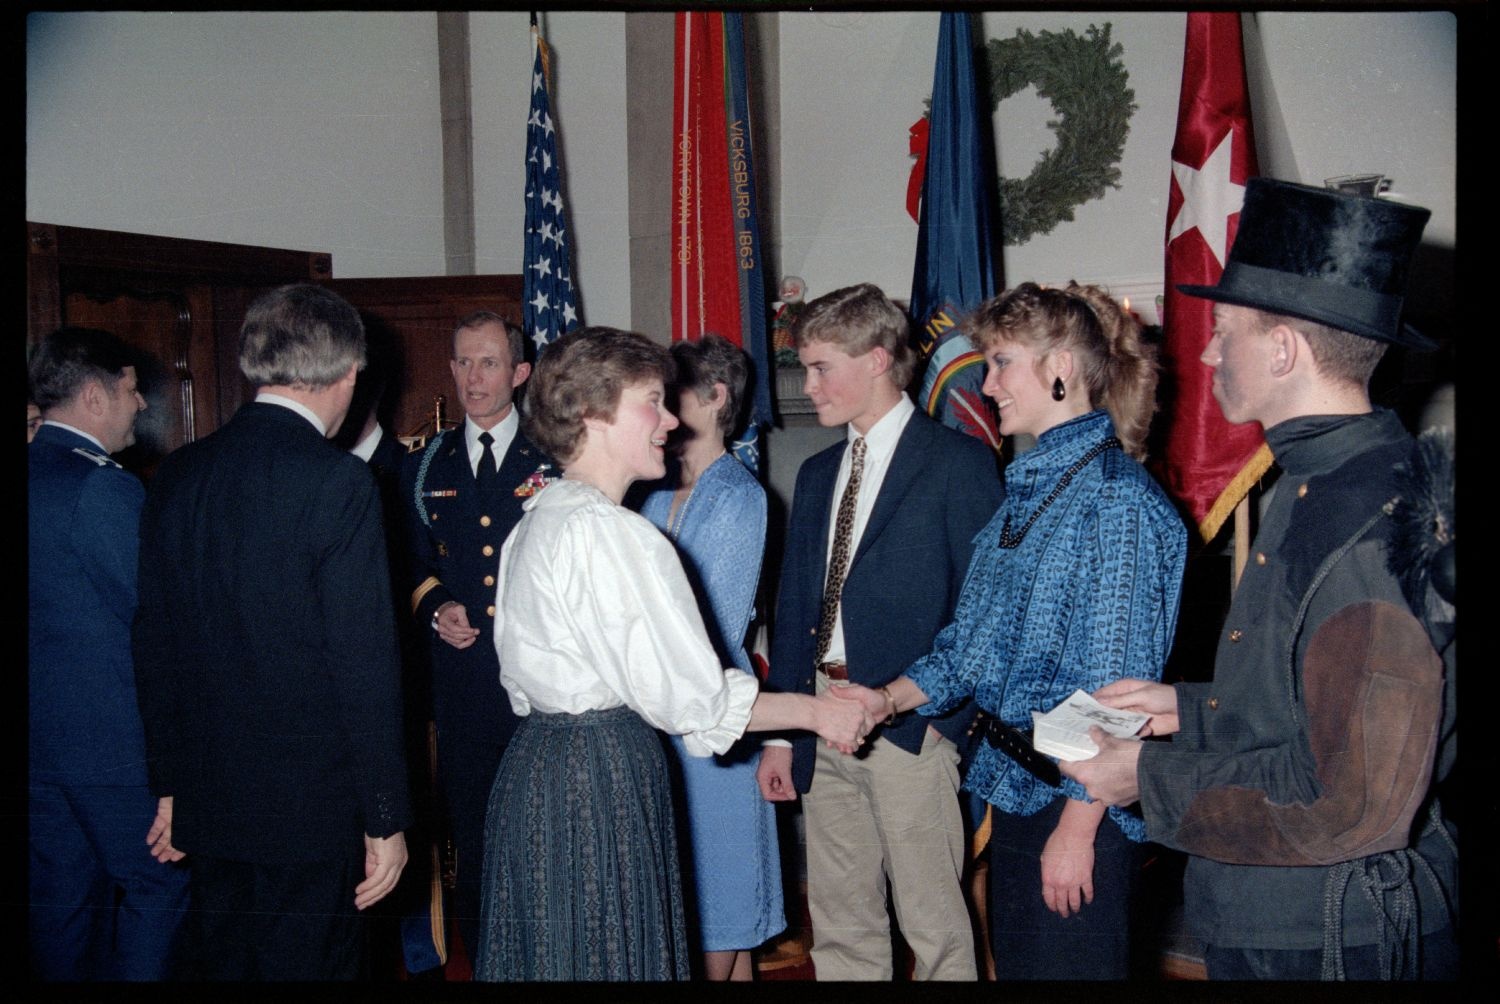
[1051,377,1066,401]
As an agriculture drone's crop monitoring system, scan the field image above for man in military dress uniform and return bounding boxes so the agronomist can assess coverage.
[400,311,551,965]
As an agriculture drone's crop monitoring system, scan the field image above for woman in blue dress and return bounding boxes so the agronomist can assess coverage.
[640,335,784,980]
[841,283,1188,979]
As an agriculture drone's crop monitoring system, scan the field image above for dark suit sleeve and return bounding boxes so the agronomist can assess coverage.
[133,463,183,798]
[320,462,412,839]
[767,459,821,701]
[943,437,1004,598]
[915,431,1004,747]
[399,445,459,627]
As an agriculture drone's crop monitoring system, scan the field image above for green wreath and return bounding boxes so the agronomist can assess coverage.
[983,24,1136,245]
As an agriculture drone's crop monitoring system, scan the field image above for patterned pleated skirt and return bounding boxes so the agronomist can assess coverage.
[473,705,690,981]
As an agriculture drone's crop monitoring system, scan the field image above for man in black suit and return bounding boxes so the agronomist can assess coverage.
[134,283,411,980]
[758,283,1001,980]
[400,311,551,965]
[341,344,448,978]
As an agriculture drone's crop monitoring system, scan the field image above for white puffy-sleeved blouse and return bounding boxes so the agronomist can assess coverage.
[493,478,759,757]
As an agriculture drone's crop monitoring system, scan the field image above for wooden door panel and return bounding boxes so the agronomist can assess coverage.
[61,285,219,473]
[324,275,524,447]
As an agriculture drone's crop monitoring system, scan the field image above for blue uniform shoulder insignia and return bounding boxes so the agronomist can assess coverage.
[71,446,122,469]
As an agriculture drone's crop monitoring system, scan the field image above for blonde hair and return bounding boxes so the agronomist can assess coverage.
[968,282,1159,459]
[791,283,917,389]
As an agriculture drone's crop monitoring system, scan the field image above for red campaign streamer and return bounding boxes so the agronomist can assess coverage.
[672,12,745,347]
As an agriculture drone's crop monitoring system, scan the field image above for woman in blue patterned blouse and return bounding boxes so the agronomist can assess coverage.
[841,282,1188,979]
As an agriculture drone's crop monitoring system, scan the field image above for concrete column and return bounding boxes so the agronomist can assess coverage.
[437,12,476,276]
[625,12,674,341]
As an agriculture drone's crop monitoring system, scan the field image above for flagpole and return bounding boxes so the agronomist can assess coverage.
[1231,495,1251,592]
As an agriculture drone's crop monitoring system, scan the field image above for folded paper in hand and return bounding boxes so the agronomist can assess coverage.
[1030,689,1149,760]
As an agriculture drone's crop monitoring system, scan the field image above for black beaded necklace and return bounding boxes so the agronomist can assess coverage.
[997,436,1121,549]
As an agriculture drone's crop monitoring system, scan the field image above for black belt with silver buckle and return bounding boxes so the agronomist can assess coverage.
[980,716,1061,788]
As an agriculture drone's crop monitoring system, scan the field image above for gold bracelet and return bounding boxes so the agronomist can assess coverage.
[880,685,897,726]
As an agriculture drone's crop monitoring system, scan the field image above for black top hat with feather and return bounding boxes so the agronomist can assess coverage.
[1179,178,1433,350]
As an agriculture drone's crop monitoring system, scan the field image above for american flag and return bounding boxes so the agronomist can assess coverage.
[523,30,580,353]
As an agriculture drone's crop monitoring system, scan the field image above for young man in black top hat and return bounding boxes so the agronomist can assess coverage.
[1064,178,1457,980]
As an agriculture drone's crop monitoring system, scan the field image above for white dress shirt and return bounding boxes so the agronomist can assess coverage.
[349,421,384,461]
[40,419,109,453]
[821,394,915,664]
[493,478,759,758]
[255,392,326,437]
[464,409,518,477]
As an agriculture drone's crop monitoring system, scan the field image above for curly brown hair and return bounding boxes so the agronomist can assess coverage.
[521,327,675,466]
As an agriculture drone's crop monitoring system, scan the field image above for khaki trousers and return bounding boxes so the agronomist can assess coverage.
[804,687,976,980]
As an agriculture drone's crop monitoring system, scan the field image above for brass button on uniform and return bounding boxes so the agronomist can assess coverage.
[1255,552,1267,566]
[431,512,439,521]
[1229,629,1243,642]
[1208,697,1220,711]
[1297,483,1309,498]
[483,575,495,587]
[482,545,495,557]
[480,515,492,527]
[486,604,496,617]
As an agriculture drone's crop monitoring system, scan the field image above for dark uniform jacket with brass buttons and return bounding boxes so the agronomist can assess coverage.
[400,425,549,744]
[1138,410,1457,952]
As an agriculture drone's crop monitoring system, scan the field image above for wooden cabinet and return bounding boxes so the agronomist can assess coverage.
[26,222,523,473]
[27,222,330,473]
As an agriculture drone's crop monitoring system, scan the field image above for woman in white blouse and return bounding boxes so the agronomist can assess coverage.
[474,327,875,982]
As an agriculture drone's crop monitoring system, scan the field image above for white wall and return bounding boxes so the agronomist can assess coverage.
[1245,11,1455,246]
[27,11,448,278]
[26,11,1456,321]
[775,10,1456,316]
[469,12,632,328]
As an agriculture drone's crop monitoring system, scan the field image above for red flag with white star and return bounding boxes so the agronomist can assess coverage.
[1155,11,1271,542]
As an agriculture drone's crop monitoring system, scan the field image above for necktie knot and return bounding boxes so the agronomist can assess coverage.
[476,430,500,492]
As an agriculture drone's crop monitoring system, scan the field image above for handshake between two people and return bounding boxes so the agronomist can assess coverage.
[809,681,895,754]
[756,678,894,804]
[757,682,897,803]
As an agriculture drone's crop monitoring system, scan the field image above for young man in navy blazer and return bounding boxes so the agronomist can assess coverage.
[758,283,1002,980]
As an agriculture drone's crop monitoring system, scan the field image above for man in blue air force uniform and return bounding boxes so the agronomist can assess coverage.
[400,312,552,964]
[29,326,188,980]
